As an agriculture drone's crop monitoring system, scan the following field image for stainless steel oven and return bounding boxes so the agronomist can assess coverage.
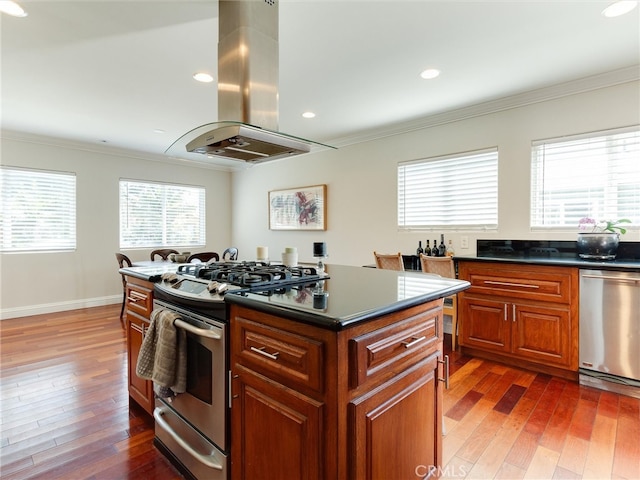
[149,262,326,479]
[152,298,228,480]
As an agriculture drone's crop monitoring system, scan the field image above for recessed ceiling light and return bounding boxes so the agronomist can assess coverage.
[0,1,28,17]
[193,72,214,83]
[302,112,316,119]
[602,0,638,17]
[420,68,441,80]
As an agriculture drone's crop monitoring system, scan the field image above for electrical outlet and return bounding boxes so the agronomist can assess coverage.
[460,236,469,249]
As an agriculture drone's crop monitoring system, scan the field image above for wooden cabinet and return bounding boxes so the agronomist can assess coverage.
[124,276,154,414]
[231,362,324,479]
[348,352,441,480]
[230,300,446,480]
[458,261,578,378]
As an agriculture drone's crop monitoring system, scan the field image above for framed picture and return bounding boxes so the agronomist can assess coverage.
[269,184,327,230]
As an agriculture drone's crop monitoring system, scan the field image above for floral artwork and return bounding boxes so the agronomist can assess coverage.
[269,185,327,230]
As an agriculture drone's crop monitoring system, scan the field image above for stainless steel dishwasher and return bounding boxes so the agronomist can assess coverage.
[579,269,640,399]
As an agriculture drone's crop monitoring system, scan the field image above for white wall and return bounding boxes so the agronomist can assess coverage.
[2,80,638,319]
[231,81,640,268]
[0,138,231,318]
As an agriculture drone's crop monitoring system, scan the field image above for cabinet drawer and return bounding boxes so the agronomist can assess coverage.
[460,263,575,304]
[349,308,439,388]
[126,283,153,319]
[234,317,325,394]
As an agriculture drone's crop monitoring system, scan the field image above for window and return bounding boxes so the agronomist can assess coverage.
[531,126,640,229]
[119,180,205,249]
[0,166,76,252]
[398,148,498,229]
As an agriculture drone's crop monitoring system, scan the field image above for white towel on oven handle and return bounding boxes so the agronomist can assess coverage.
[135,308,187,396]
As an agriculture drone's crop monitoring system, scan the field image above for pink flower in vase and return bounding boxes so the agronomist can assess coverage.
[578,217,597,232]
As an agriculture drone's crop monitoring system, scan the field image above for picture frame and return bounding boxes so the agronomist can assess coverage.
[269,184,327,231]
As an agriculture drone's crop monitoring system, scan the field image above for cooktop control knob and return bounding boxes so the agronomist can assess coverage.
[161,273,179,283]
[206,281,228,294]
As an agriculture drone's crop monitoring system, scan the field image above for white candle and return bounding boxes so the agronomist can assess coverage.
[257,246,268,260]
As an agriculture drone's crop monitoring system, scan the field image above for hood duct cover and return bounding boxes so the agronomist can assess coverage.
[166,0,332,165]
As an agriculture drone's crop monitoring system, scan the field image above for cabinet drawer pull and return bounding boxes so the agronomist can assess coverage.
[484,280,540,289]
[402,335,426,349]
[130,322,144,334]
[127,291,147,303]
[250,346,280,360]
[438,355,450,389]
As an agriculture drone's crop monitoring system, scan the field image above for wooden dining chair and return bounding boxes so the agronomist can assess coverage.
[187,252,220,263]
[419,254,459,350]
[373,251,405,271]
[150,248,179,261]
[115,253,132,327]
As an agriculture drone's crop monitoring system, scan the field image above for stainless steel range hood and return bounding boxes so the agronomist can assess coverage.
[166,0,332,165]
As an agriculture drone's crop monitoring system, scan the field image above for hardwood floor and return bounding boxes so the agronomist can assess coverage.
[442,345,640,480]
[0,305,182,480]
[1,305,639,479]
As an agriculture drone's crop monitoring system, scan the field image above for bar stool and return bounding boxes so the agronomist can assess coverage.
[419,254,458,350]
[373,251,405,271]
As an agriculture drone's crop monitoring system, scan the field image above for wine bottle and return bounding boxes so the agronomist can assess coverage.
[438,234,446,257]
[446,239,455,257]
[431,239,439,257]
[425,240,431,256]
[416,240,424,256]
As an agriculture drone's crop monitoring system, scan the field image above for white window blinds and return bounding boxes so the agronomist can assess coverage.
[0,167,77,252]
[531,126,640,229]
[119,180,206,249]
[398,148,498,229]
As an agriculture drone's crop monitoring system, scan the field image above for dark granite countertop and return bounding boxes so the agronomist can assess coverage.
[454,239,640,271]
[224,264,470,330]
[453,255,640,271]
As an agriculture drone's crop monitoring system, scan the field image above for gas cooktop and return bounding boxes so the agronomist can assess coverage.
[154,261,327,312]
[176,261,325,289]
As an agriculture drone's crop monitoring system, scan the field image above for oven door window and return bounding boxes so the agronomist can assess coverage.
[186,333,213,405]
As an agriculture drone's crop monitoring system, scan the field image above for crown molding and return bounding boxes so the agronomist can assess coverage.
[2,66,638,164]
[329,66,640,148]
[0,130,237,173]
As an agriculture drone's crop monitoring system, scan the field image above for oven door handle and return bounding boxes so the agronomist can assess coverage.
[154,407,224,470]
[174,319,222,340]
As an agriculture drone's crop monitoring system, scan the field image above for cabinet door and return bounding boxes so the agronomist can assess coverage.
[231,367,323,480]
[459,295,510,353]
[126,312,154,414]
[348,352,442,480]
[511,302,573,368]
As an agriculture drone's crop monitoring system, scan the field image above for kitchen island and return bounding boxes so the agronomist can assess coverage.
[120,262,470,480]
[224,264,470,480]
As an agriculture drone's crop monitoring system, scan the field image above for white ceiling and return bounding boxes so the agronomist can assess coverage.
[2,1,639,170]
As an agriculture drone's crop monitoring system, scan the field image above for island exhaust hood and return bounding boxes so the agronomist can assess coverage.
[166,0,332,165]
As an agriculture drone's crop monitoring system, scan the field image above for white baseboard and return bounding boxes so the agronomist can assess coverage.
[0,295,121,320]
